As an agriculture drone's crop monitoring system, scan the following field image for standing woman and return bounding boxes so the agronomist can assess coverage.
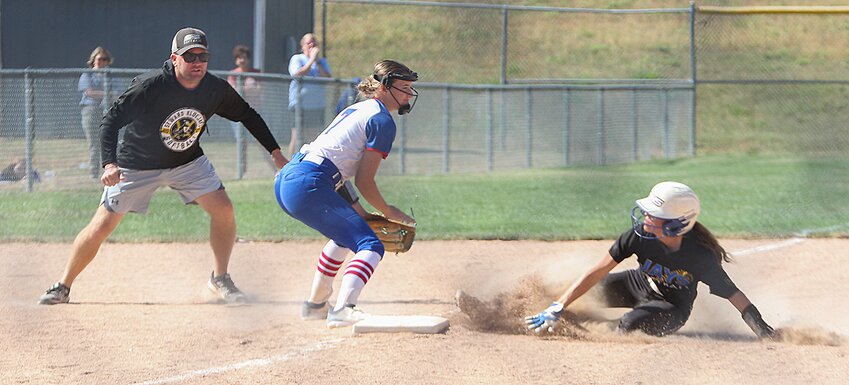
[275,60,419,328]
[525,182,776,338]
[78,47,113,179]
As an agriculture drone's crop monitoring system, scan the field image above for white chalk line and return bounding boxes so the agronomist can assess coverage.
[729,221,849,256]
[731,237,804,256]
[796,221,849,237]
[132,337,345,385]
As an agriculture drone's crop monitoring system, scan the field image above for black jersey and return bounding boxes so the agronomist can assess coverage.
[101,60,280,170]
[608,229,739,308]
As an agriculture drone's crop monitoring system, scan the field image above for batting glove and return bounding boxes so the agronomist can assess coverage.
[742,304,775,339]
[524,302,565,334]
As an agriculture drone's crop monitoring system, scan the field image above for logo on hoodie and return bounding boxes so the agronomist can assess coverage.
[160,107,206,151]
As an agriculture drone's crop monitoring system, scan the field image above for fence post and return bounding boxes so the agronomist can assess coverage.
[398,115,406,175]
[525,87,532,168]
[321,0,328,56]
[632,89,639,162]
[235,76,246,179]
[102,71,111,116]
[500,89,507,151]
[563,88,570,166]
[500,6,508,85]
[597,88,605,165]
[24,70,34,192]
[294,79,303,154]
[486,89,493,171]
[662,89,670,159]
[689,1,697,156]
[443,87,450,173]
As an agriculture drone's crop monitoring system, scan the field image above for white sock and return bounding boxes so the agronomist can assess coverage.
[333,250,381,311]
[308,241,349,304]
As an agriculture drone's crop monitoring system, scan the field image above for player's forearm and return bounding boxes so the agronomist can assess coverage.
[557,269,607,307]
[355,178,389,214]
[728,291,752,313]
[558,254,618,307]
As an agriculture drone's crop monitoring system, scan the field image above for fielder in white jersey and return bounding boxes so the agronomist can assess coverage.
[274,60,418,328]
[304,97,394,181]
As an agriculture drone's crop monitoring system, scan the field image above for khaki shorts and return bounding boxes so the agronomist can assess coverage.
[100,155,224,214]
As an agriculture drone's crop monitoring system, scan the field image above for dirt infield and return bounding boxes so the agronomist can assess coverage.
[2,239,847,384]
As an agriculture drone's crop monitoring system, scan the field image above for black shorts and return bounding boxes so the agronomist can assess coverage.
[600,269,691,336]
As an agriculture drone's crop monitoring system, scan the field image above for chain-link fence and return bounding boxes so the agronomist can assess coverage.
[8,3,848,194]
[695,8,849,155]
[0,68,692,192]
[319,1,849,157]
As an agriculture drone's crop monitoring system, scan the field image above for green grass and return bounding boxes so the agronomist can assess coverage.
[2,154,848,242]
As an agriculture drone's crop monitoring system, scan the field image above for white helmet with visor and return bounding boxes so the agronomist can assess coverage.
[631,181,700,239]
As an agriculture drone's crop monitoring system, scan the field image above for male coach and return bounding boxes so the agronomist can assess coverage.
[38,27,288,305]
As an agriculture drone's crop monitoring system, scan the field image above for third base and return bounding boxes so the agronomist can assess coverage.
[352,315,450,335]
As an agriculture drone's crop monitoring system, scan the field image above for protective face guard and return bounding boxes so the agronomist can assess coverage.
[394,87,418,115]
[381,71,419,115]
[631,206,663,239]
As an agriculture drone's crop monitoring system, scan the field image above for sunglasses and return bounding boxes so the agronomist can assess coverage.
[181,52,210,63]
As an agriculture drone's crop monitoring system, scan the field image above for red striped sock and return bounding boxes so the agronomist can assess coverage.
[334,250,381,310]
[345,258,375,284]
[316,251,344,277]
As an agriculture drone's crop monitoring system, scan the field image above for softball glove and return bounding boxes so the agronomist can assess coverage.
[366,213,416,253]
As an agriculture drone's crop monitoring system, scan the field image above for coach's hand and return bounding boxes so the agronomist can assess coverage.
[271,149,288,171]
[525,302,564,334]
[101,163,122,186]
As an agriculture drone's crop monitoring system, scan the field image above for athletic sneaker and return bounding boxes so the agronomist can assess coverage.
[37,282,70,305]
[301,300,329,320]
[326,304,370,328]
[207,272,247,303]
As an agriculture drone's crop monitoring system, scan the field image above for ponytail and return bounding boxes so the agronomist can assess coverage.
[357,76,381,99]
[689,222,732,264]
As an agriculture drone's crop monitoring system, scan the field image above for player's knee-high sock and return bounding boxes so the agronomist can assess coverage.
[308,241,348,304]
[333,250,381,311]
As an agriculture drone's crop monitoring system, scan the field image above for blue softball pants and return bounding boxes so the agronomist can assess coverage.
[274,153,384,256]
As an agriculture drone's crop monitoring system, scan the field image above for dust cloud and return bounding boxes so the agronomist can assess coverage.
[453,274,620,341]
[454,275,845,346]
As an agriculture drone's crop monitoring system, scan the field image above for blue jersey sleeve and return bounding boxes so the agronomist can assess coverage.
[364,112,396,158]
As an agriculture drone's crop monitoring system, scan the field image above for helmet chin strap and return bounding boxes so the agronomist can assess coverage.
[388,85,418,115]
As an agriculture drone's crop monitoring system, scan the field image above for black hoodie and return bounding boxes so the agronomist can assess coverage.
[100,60,280,170]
